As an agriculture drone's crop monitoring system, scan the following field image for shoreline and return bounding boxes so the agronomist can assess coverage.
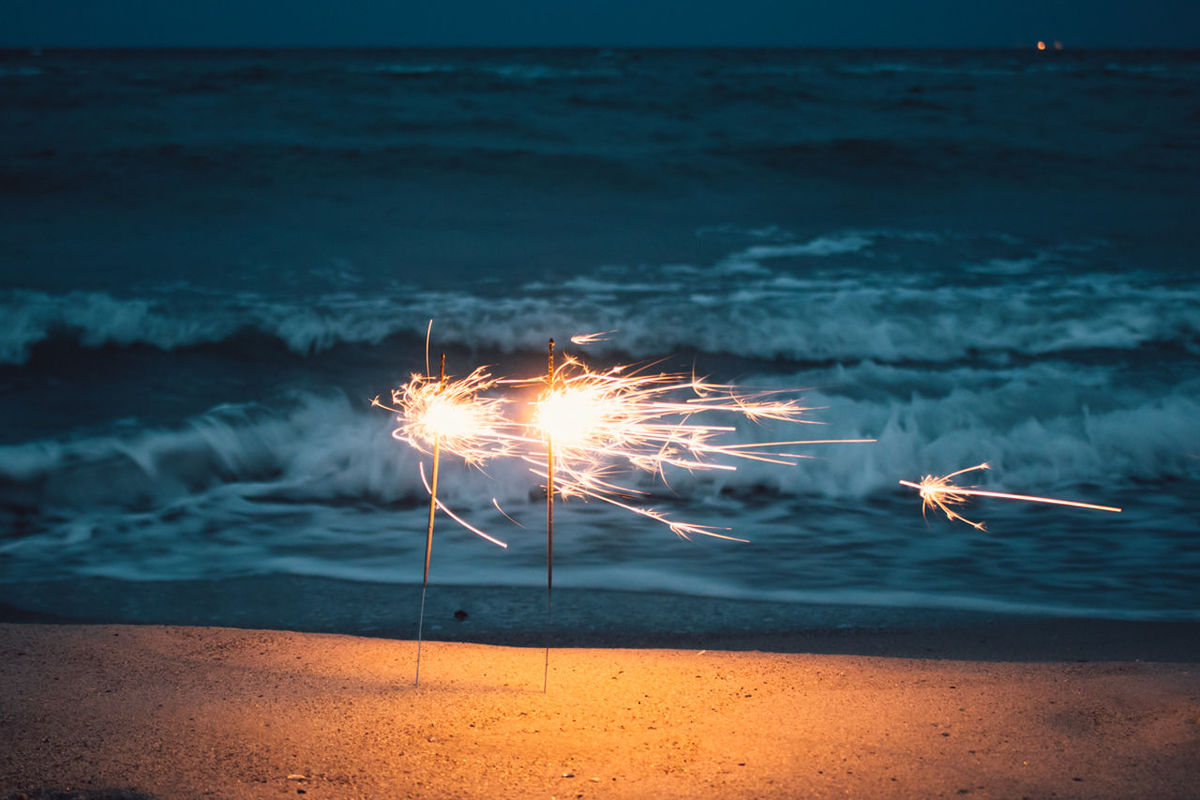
[3,576,1200,662]
[2,622,1199,799]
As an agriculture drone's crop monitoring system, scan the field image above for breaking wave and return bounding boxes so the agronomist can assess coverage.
[2,364,1195,521]
[3,234,1197,366]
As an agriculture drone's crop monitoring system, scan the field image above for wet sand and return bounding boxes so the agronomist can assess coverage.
[1,623,1198,799]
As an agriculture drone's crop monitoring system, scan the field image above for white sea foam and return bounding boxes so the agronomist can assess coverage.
[2,360,1195,515]
[3,242,1196,366]
[713,232,874,275]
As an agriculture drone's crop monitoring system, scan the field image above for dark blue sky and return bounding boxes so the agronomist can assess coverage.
[3,0,1198,48]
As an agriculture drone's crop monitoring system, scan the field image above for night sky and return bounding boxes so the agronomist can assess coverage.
[3,0,1198,48]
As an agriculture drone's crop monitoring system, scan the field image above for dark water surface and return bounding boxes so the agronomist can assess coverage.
[1,49,1197,627]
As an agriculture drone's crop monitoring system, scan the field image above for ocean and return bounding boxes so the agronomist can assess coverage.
[1,48,1198,635]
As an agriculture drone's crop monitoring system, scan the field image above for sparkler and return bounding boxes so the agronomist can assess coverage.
[377,329,869,688]
[521,341,874,689]
[523,351,873,537]
[373,352,513,686]
[377,363,517,472]
[899,462,1122,531]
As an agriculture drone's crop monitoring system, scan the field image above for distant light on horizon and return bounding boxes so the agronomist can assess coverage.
[1037,40,1047,50]
[2,0,1199,49]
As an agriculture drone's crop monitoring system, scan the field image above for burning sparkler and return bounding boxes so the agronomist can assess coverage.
[520,340,874,689]
[377,363,516,472]
[373,351,514,685]
[524,350,873,535]
[899,462,1122,531]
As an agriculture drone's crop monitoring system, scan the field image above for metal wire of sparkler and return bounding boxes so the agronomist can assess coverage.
[414,355,444,686]
[372,353,516,686]
[899,462,1122,531]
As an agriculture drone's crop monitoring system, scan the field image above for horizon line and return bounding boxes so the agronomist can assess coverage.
[4,43,1198,52]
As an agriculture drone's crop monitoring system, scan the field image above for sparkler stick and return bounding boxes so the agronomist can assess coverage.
[414,353,446,687]
[899,462,1122,531]
[373,340,515,686]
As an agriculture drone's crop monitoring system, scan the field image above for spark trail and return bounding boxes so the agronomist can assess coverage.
[899,462,1122,531]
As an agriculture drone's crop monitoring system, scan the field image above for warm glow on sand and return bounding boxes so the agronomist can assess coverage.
[900,462,1122,531]
[9,624,1200,800]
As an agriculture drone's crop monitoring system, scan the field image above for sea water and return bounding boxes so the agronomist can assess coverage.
[1,48,1197,626]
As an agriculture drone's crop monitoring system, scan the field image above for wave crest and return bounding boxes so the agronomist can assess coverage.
[4,236,1197,366]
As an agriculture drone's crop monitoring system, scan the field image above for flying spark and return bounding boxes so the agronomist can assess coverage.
[569,330,616,346]
[899,462,1122,531]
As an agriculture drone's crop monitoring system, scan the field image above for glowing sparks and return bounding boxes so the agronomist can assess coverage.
[900,463,994,531]
[419,462,507,548]
[536,380,611,448]
[517,353,874,540]
[374,363,518,553]
[899,462,1122,531]
[374,366,515,467]
[376,333,876,546]
[569,330,615,346]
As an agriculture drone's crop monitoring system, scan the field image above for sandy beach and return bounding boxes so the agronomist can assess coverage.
[2,623,1198,799]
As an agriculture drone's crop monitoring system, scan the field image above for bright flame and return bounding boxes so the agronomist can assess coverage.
[375,366,515,466]
[899,462,1122,531]
[518,354,874,539]
[535,385,609,447]
[1037,40,1047,50]
[422,394,480,440]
